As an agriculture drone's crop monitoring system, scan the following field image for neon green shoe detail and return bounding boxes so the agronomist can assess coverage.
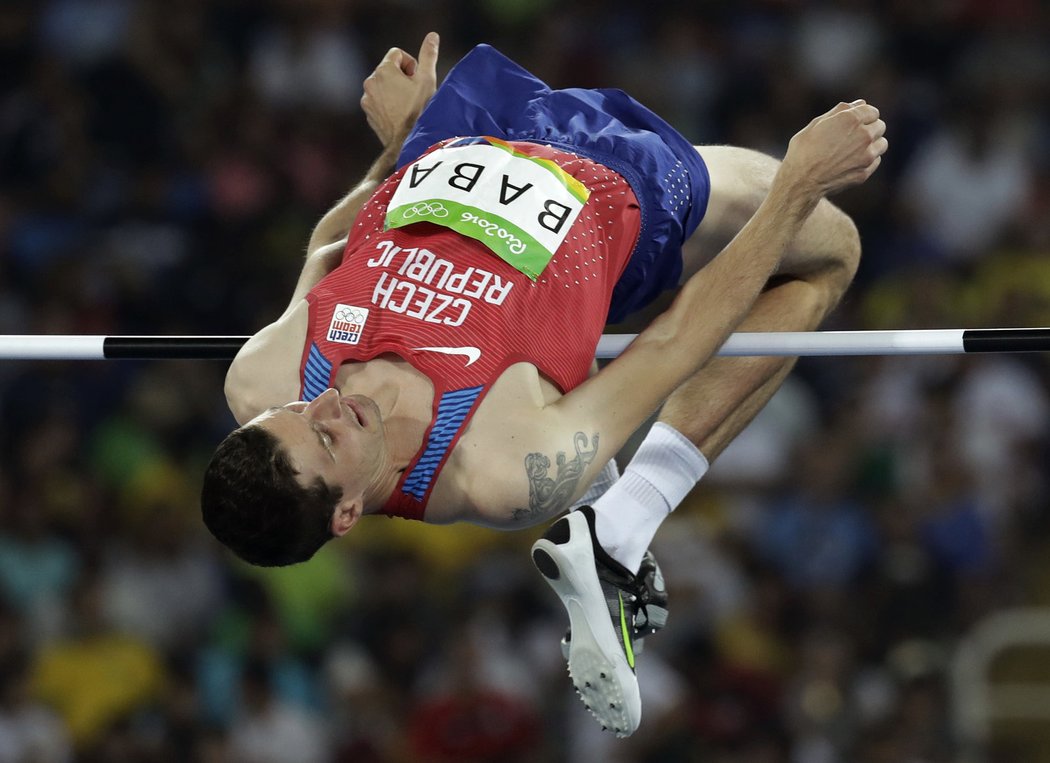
[618,592,636,669]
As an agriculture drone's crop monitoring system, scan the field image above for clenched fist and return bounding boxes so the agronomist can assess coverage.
[780,100,888,199]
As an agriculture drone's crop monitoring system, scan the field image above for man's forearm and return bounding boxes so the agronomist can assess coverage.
[293,32,439,297]
[283,240,347,313]
[284,141,406,313]
[306,142,404,255]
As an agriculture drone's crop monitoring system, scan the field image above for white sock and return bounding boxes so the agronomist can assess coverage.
[590,422,708,573]
[570,458,620,511]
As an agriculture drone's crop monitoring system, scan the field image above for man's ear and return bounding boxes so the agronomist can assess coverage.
[330,498,362,537]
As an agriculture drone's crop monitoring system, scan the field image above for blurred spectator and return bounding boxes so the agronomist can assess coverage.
[0,649,72,763]
[792,0,884,96]
[97,493,224,652]
[323,642,404,761]
[197,579,323,728]
[0,484,79,639]
[247,3,364,113]
[753,430,878,595]
[226,656,331,763]
[408,623,542,763]
[950,356,1050,521]
[783,626,862,759]
[37,0,132,70]
[899,91,1033,264]
[29,573,166,752]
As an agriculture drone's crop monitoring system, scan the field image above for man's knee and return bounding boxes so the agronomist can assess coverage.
[819,204,861,303]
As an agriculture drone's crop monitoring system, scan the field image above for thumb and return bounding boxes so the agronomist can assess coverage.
[417,32,440,81]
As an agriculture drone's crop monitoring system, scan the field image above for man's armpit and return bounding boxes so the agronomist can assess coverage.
[510,431,599,525]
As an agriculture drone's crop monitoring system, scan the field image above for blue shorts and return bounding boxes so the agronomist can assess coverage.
[397,44,710,324]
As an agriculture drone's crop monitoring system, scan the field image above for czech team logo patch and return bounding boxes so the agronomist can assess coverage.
[327,304,369,344]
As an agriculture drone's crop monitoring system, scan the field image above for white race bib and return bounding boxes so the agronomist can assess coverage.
[385,138,590,279]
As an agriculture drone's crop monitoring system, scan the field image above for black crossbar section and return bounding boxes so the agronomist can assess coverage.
[961,328,1050,354]
[103,336,250,359]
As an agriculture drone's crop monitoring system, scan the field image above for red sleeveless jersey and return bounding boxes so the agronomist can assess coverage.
[301,141,641,519]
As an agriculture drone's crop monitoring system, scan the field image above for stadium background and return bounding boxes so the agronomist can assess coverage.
[2,0,1050,760]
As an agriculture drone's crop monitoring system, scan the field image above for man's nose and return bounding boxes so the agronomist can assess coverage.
[305,388,342,420]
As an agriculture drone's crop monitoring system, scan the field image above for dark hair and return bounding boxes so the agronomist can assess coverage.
[200,425,340,567]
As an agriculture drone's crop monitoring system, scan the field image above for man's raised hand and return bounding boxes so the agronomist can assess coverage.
[361,32,441,150]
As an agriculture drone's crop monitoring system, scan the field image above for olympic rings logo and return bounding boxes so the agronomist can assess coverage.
[402,202,449,219]
[334,307,368,323]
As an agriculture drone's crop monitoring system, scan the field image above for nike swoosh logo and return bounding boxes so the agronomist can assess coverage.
[412,346,482,366]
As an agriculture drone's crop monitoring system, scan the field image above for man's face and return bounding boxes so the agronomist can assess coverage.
[251,388,386,503]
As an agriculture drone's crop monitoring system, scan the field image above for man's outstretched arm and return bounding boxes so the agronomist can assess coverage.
[291,32,441,310]
[283,144,403,315]
[224,33,440,422]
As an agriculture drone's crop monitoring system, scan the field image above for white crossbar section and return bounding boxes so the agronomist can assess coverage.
[595,329,966,358]
[0,335,107,360]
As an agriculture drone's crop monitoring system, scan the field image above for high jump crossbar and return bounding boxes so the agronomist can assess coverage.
[0,328,1048,361]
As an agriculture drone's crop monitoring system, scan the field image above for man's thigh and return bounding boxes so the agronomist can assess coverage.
[681,145,780,282]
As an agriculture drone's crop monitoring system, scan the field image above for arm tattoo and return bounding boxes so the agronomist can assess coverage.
[511,432,599,524]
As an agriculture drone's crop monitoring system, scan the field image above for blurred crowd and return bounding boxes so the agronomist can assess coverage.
[2,0,1050,761]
